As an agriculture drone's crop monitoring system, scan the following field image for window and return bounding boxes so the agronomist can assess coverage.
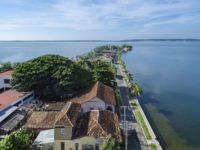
[60,128,65,136]
[4,79,10,84]
[75,143,79,150]
[95,144,99,150]
[61,142,65,150]
[48,146,53,150]
[90,108,94,110]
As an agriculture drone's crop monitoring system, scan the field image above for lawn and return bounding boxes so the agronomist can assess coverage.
[134,110,152,140]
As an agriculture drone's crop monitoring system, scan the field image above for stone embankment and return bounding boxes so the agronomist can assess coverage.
[134,98,162,150]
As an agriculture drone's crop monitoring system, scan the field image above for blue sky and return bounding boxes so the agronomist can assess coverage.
[0,0,200,40]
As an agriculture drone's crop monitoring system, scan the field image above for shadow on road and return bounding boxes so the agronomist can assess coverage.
[116,75,123,80]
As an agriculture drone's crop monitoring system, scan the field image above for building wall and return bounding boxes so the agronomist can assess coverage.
[81,97,105,113]
[105,102,115,112]
[54,127,72,140]
[54,136,102,150]
[0,75,12,91]
[38,142,54,150]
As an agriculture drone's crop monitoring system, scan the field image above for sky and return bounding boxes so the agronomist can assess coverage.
[0,0,200,40]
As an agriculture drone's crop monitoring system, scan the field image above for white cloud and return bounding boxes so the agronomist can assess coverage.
[0,0,200,37]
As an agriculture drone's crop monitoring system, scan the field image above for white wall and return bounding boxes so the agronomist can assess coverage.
[0,75,12,90]
[81,97,105,113]
[105,103,115,112]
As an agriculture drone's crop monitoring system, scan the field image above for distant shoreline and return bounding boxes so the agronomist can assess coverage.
[0,39,200,42]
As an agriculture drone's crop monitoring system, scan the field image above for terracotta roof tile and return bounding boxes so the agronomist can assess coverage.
[24,111,59,129]
[69,82,116,105]
[25,102,81,128]
[0,70,13,77]
[72,110,122,143]
[54,102,81,126]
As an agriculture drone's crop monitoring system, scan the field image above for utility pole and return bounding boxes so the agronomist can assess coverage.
[120,106,131,150]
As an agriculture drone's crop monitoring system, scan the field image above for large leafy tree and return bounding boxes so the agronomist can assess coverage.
[10,54,93,100]
[88,60,115,86]
[0,128,32,150]
[0,61,13,72]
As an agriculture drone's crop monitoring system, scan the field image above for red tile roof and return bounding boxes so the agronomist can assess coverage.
[0,89,26,109]
[68,81,116,105]
[24,102,81,128]
[72,110,122,143]
[54,102,81,126]
[0,70,13,77]
[24,111,60,129]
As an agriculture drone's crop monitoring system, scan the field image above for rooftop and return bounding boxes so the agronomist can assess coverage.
[68,81,116,105]
[0,113,24,131]
[0,70,14,77]
[73,110,122,143]
[24,102,81,128]
[32,129,54,145]
[0,106,18,122]
[41,101,66,111]
[0,89,26,109]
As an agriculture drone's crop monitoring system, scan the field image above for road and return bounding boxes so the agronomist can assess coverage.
[114,57,150,150]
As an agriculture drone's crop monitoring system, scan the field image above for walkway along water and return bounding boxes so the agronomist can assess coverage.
[114,57,162,150]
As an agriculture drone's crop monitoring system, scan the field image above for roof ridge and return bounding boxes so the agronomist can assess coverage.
[54,102,73,126]
[87,110,107,136]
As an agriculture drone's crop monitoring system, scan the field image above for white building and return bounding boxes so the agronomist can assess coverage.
[0,70,13,93]
[0,70,34,128]
[68,81,116,113]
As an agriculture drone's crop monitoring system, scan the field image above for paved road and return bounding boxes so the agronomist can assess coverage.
[114,57,150,150]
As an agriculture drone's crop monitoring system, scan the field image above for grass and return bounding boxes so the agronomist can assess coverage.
[150,144,158,150]
[134,110,152,140]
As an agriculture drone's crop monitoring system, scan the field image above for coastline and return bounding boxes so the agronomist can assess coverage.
[117,50,163,150]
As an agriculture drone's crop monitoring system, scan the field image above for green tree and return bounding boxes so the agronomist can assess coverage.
[130,82,143,97]
[10,54,93,100]
[0,61,13,72]
[89,60,115,86]
[127,72,134,82]
[0,128,32,150]
[100,135,115,150]
[114,89,121,100]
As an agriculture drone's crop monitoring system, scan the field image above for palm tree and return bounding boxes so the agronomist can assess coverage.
[130,82,143,97]
[127,72,134,82]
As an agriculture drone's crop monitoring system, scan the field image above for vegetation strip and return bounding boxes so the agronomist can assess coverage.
[134,110,152,140]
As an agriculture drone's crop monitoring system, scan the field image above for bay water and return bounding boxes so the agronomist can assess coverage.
[1,41,200,150]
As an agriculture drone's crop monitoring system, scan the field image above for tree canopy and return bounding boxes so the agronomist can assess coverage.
[10,54,93,100]
[0,62,13,72]
[88,60,115,86]
[0,129,32,150]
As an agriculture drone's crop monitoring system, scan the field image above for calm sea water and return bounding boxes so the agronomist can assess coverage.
[1,41,200,150]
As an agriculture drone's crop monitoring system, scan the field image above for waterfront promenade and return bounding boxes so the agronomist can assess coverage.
[114,56,162,150]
